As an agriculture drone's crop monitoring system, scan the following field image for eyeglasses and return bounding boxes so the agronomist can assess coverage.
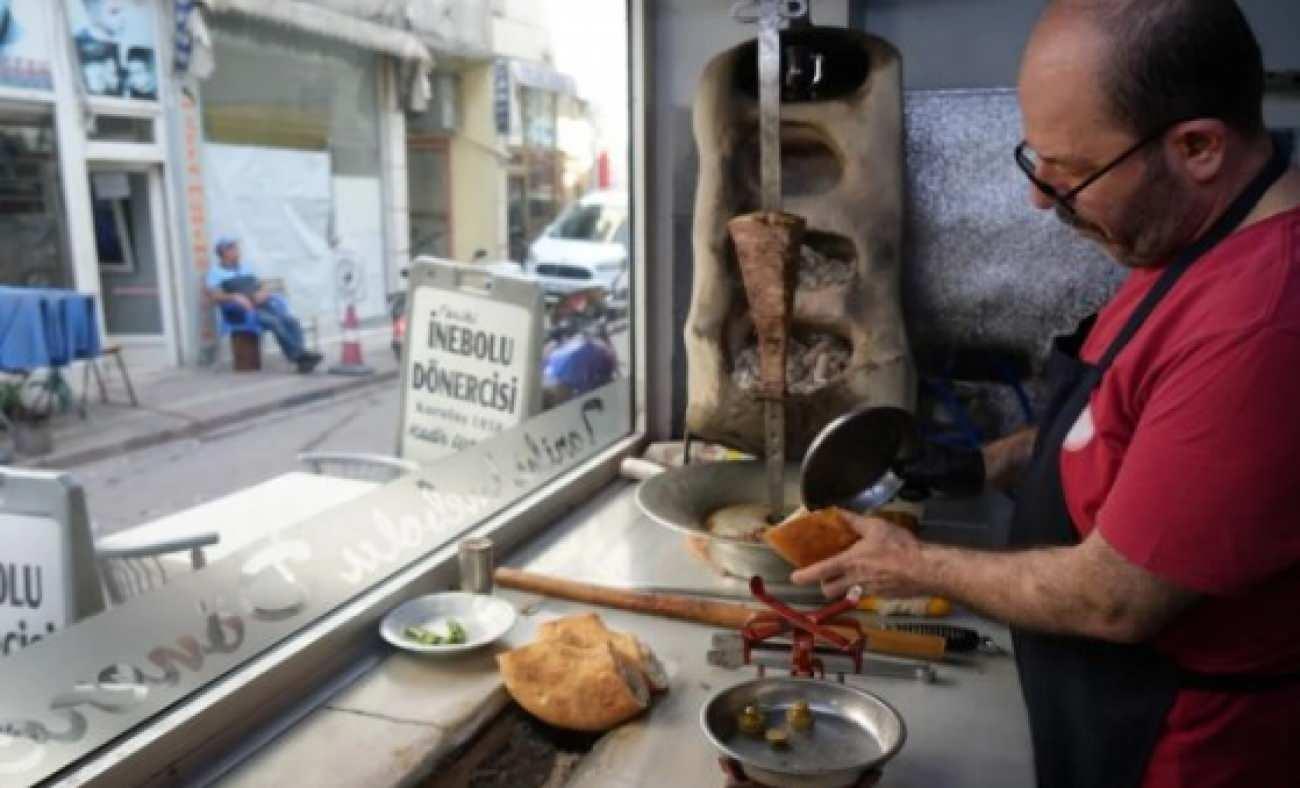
[1014,127,1169,216]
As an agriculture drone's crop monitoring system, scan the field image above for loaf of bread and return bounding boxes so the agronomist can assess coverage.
[763,506,859,568]
[497,640,649,732]
[537,613,669,692]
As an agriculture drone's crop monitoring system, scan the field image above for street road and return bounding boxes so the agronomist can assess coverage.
[80,383,401,536]
[76,320,632,537]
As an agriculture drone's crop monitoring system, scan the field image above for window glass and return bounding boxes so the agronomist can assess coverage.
[550,202,628,243]
[86,115,154,144]
[0,113,72,288]
[0,2,633,785]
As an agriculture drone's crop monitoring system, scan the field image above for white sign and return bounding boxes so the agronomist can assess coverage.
[0,513,67,658]
[65,0,159,101]
[0,0,54,91]
[331,175,387,320]
[400,278,541,463]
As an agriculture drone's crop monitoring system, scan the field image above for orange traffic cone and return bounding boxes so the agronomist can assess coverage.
[329,302,373,376]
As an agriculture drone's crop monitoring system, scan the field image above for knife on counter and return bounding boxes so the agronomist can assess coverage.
[624,582,951,617]
[494,567,948,660]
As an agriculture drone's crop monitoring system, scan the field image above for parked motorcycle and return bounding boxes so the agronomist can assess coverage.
[391,267,622,408]
[541,288,620,409]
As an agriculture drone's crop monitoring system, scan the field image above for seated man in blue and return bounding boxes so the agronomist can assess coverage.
[206,237,322,373]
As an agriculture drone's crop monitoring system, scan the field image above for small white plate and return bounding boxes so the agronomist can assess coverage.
[380,593,518,655]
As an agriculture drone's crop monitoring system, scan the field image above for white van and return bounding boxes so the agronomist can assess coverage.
[524,190,629,299]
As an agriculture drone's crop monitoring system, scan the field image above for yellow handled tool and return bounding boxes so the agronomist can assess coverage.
[858,595,952,617]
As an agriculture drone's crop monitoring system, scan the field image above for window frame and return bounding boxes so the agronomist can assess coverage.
[21,2,651,785]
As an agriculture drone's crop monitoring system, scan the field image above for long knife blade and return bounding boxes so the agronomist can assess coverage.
[629,583,826,603]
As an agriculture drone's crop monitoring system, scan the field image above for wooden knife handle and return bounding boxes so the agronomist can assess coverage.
[495,567,757,628]
[494,568,948,660]
[862,627,948,660]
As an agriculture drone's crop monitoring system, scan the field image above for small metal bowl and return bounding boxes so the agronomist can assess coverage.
[700,677,906,788]
[634,460,804,582]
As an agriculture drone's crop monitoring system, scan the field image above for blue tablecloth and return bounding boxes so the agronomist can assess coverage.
[0,286,102,372]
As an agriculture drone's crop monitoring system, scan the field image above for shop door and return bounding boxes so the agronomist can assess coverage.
[88,165,175,357]
[407,138,452,261]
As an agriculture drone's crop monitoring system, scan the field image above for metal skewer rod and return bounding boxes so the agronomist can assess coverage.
[758,0,786,518]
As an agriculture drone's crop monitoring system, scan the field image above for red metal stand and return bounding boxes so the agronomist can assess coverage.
[739,576,866,679]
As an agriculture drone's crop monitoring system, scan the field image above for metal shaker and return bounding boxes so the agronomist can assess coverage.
[457,537,495,594]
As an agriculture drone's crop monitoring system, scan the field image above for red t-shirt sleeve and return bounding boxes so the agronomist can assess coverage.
[1097,327,1300,595]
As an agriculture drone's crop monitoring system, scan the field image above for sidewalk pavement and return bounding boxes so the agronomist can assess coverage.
[13,326,401,470]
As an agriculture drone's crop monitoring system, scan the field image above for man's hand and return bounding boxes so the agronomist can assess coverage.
[895,441,985,500]
[229,293,255,312]
[791,513,925,598]
[791,511,1199,643]
[981,428,1038,492]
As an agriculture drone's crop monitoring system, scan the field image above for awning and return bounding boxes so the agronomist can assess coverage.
[200,0,434,107]
[509,59,578,98]
[203,0,432,66]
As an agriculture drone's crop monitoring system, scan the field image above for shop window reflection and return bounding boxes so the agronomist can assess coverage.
[0,116,72,289]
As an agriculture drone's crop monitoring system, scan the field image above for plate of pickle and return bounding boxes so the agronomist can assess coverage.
[380,593,517,655]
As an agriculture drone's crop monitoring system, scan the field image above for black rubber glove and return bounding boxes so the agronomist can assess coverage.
[893,440,985,501]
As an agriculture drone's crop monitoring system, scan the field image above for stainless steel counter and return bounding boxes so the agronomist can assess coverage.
[503,480,1036,788]
[216,477,1034,788]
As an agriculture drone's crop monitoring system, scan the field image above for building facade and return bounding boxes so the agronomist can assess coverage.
[1,0,184,368]
[0,0,600,369]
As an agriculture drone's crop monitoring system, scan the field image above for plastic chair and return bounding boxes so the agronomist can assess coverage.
[215,294,289,339]
[94,526,219,606]
[0,467,220,635]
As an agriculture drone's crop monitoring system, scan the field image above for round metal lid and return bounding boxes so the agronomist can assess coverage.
[800,405,919,513]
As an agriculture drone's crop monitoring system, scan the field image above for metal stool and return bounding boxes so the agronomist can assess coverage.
[80,343,139,410]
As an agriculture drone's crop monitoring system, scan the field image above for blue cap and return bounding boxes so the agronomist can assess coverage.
[214,236,238,256]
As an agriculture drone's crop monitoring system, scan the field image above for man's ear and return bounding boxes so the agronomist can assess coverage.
[1168,119,1229,185]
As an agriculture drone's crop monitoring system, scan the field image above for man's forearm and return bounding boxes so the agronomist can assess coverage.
[913,543,1110,637]
[982,428,1038,491]
[907,533,1197,643]
[795,511,1199,643]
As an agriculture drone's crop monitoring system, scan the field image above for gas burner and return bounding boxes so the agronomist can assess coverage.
[719,756,882,787]
[740,576,865,679]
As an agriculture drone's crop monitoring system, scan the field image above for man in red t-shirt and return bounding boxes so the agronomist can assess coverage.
[792,1,1300,786]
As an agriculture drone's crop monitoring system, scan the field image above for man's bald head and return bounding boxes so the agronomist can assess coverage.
[1033,0,1265,140]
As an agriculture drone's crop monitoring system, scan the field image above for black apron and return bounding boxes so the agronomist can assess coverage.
[1009,133,1295,788]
